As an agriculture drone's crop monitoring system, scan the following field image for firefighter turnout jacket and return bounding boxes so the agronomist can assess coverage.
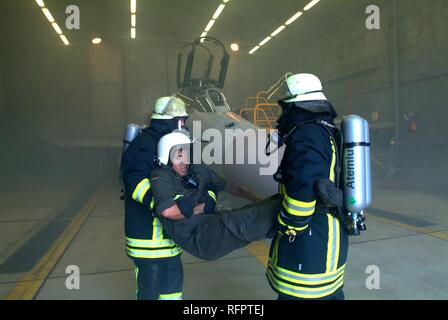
[122,120,182,261]
[267,108,349,300]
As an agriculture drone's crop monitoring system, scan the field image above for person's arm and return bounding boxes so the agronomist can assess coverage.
[278,125,331,235]
[122,136,155,208]
[160,202,204,220]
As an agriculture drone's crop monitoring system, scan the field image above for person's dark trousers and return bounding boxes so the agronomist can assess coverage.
[277,288,345,300]
[160,195,281,261]
[133,256,183,300]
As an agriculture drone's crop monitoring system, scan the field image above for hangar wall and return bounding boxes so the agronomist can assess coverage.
[0,48,5,123]
[0,47,6,177]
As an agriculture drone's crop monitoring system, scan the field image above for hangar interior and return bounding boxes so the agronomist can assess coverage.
[0,0,447,300]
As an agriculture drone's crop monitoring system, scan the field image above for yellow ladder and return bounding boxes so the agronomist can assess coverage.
[239,91,281,129]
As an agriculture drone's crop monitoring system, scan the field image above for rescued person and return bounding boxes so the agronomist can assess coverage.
[150,131,281,263]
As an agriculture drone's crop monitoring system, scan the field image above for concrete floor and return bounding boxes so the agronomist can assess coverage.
[0,184,447,300]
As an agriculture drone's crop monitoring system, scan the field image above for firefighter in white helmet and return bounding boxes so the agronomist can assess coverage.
[266,73,349,300]
[122,96,189,300]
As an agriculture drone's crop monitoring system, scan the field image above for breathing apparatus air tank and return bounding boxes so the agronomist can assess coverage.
[122,123,145,154]
[119,124,146,193]
[341,115,372,236]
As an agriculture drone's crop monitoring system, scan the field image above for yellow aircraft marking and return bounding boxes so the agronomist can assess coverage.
[245,241,269,267]
[6,194,97,300]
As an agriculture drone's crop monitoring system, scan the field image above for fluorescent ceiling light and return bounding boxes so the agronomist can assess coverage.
[51,23,62,35]
[92,38,102,45]
[60,35,69,45]
[131,14,136,27]
[259,36,272,46]
[35,0,45,8]
[204,19,215,32]
[213,4,226,20]
[130,1,136,39]
[271,25,286,37]
[248,2,321,55]
[199,1,230,38]
[130,0,137,14]
[201,31,207,38]
[230,43,239,52]
[285,11,303,25]
[35,2,69,46]
[42,8,54,23]
[249,46,260,55]
[304,0,320,11]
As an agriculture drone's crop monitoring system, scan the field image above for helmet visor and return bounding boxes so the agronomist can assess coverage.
[164,97,189,118]
[267,73,294,101]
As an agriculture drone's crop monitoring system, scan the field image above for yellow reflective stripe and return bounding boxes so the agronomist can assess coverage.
[334,217,340,272]
[284,193,316,209]
[271,261,345,279]
[326,214,334,273]
[272,236,280,265]
[134,268,139,299]
[270,260,346,279]
[159,292,182,300]
[268,260,345,285]
[208,190,217,202]
[267,268,344,299]
[126,247,182,259]
[157,218,164,240]
[132,178,151,204]
[329,139,336,182]
[269,268,344,287]
[279,184,286,196]
[126,237,176,249]
[152,217,163,240]
[283,193,316,217]
[282,200,315,217]
[325,214,340,273]
[150,198,155,210]
[277,214,308,232]
[173,194,183,201]
[152,219,157,240]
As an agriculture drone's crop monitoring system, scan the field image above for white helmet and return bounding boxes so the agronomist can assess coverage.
[279,73,327,103]
[151,96,189,120]
[157,131,192,166]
